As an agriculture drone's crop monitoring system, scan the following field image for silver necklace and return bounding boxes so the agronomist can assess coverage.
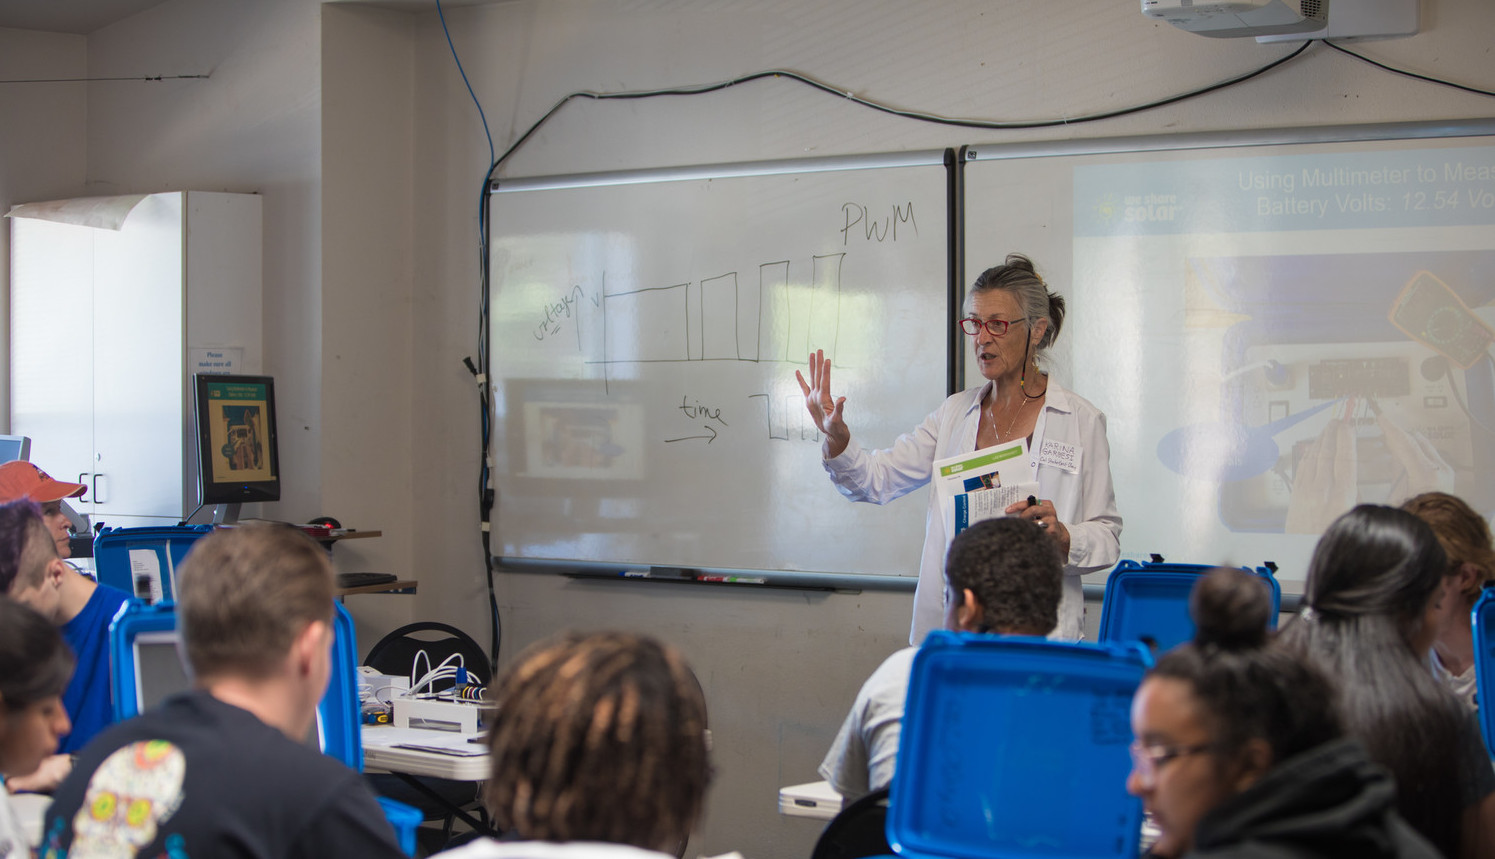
[986,393,1027,441]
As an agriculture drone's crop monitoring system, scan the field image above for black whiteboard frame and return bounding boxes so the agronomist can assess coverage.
[487,149,959,592]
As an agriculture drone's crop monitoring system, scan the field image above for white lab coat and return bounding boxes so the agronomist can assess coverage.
[823,377,1122,643]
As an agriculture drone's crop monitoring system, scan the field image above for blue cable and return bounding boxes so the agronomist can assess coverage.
[437,0,502,675]
[435,0,495,168]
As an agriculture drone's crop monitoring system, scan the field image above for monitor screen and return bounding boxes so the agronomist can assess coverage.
[132,629,321,748]
[192,374,280,505]
[133,631,193,712]
[0,435,31,464]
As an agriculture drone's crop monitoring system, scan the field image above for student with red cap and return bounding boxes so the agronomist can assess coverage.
[0,461,88,559]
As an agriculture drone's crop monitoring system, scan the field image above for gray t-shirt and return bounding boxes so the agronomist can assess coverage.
[819,647,917,799]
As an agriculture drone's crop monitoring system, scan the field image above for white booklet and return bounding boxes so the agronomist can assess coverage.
[933,440,1040,536]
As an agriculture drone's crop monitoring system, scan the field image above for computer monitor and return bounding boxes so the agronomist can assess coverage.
[132,630,194,713]
[0,435,32,464]
[192,374,280,520]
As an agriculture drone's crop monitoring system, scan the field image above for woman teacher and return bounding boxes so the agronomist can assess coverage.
[797,253,1121,642]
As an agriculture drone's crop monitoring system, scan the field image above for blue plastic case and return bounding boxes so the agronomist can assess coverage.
[1097,560,1282,653]
[1472,588,1495,756]
[109,601,365,771]
[93,525,215,603]
[887,631,1152,859]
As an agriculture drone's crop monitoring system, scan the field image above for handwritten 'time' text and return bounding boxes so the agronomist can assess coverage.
[665,395,728,444]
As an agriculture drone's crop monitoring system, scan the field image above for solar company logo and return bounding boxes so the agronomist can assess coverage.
[1093,194,1119,223]
[1122,192,1179,223]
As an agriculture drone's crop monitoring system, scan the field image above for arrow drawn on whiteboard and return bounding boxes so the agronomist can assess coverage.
[664,426,718,444]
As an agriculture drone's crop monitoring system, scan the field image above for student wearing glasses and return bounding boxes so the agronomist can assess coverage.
[1127,567,1438,859]
[797,253,1120,642]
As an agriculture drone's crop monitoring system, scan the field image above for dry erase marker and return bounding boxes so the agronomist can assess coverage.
[697,574,767,584]
[1027,495,1039,508]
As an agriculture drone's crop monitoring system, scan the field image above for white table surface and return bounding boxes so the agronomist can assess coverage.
[362,724,491,781]
[778,780,843,820]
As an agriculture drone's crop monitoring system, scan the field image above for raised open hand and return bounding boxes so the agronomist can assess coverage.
[795,349,851,458]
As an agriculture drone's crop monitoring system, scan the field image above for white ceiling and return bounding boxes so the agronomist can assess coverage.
[0,0,169,35]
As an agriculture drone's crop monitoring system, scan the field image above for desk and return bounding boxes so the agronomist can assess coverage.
[362,725,489,781]
[362,724,496,837]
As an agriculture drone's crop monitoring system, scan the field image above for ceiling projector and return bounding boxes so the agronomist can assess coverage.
[1142,0,1328,37]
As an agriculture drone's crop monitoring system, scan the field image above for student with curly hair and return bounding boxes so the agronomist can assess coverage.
[819,516,1063,800]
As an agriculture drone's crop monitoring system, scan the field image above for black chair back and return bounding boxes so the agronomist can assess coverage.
[811,787,892,859]
[364,621,491,688]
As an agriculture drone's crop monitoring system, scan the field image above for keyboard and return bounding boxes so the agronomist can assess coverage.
[337,572,400,589]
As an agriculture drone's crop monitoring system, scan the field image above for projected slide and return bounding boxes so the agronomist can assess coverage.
[1062,140,1495,575]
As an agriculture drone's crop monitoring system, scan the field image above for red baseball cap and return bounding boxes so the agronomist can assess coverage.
[0,461,87,504]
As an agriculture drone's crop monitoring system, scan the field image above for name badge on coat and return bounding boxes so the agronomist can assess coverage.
[1039,440,1081,474]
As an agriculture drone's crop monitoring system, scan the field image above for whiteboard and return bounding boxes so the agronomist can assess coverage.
[963,120,1495,584]
[488,152,952,582]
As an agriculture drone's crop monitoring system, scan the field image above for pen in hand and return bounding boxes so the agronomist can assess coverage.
[1027,495,1050,530]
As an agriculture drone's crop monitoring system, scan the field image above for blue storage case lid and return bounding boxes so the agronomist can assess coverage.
[108,601,365,772]
[377,796,422,856]
[109,601,180,722]
[1097,560,1281,652]
[887,631,1152,859]
[1472,588,1495,756]
[93,525,215,604]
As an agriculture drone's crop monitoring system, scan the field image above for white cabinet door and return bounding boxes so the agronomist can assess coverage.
[12,191,261,527]
[91,194,185,522]
[10,216,97,510]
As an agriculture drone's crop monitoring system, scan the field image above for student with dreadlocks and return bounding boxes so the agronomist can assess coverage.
[442,631,711,859]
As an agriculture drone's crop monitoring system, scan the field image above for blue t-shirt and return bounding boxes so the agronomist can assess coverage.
[58,583,134,753]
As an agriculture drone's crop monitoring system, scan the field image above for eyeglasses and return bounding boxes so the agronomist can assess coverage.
[959,317,1026,337]
[1128,740,1217,787]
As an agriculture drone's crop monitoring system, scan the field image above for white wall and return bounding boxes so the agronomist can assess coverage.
[0,27,87,431]
[322,4,419,643]
[83,0,324,521]
[368,3,1495,857]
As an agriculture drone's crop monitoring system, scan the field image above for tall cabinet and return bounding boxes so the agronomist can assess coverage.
[9,191,263,528]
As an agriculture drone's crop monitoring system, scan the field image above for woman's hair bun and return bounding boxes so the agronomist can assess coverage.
[1189,567,1271,650]
[1004,252,1037,273]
